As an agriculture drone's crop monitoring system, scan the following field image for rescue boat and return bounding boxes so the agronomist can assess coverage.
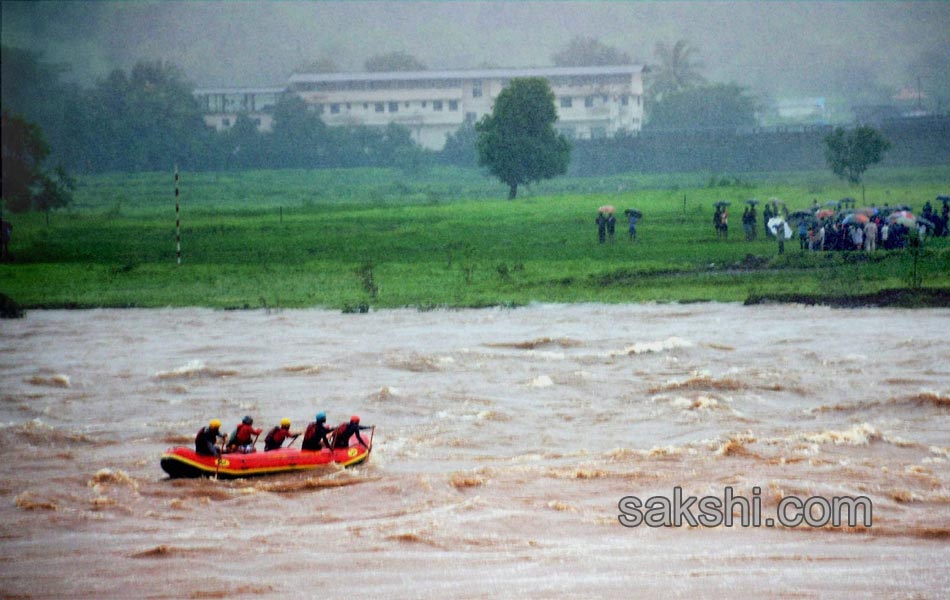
[161,430,373,479]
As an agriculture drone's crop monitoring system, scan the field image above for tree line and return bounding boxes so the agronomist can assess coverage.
[0,45,433,178]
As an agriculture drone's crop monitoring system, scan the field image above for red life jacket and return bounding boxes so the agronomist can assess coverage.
[304,422,317,441]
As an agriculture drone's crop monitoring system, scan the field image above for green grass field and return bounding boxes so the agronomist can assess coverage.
[2,166,948,309]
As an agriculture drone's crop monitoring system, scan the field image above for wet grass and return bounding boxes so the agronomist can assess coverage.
[2,166,948,309]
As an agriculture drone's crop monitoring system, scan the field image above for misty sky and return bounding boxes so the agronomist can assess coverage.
[2,1,948,103]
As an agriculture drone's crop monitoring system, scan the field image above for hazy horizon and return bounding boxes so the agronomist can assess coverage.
[2,1,948,106]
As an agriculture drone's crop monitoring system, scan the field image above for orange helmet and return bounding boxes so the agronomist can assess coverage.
[350,415,360,423]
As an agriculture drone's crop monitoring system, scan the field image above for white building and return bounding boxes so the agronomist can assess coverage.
[194,87,286,132]
[196,64,647,150]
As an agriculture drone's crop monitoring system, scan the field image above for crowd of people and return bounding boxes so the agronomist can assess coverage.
[714,196,949,252]
[195,413,371,458]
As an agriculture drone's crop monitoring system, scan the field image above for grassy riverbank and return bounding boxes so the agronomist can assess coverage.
[2,166,948,309]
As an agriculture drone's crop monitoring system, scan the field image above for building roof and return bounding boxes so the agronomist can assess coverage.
[288,64,646,84]
[194,87,287,95]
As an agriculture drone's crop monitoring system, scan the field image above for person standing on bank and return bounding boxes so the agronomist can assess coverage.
[595,212,607,244]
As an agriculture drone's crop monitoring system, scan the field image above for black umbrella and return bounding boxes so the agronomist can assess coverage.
[745,199,760,205]
[787,210,816,225]
[714,201,731,207]
[624,208,642,218]
[824,200,840,207]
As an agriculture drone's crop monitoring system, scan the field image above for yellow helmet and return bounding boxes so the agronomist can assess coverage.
[280,418,291,428]
[209,418,221,429]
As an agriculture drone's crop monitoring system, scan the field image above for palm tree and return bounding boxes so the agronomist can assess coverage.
[648,40,707,103]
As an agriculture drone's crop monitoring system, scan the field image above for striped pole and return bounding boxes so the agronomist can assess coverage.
[175,166,181,265]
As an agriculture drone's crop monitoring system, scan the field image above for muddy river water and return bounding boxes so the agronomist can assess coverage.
[1,304,948,598]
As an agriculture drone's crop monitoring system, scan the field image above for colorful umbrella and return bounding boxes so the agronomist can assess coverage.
[598,205,615,214]
[888,210,914,223]
[891,216,916,228]
[815,209,836,219]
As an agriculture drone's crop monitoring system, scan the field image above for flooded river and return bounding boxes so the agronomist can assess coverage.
[1,304,948,598]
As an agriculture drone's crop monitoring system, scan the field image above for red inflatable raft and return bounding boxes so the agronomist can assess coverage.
[161,430,374,479]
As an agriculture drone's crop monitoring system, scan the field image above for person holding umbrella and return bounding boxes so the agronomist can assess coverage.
[596,205,614,244]
[625,209,641,241]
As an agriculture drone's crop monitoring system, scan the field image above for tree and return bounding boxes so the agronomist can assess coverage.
[441,121,479,167]
[645,84,758,131]
[85,60,207,171]
[824,126,891,186]
[551,36,631,67]
[1,45,86,171]
[476,78,570,199]
[268,95,332,168]
[648,40,706,104]
[1,110,74,213]
[364,51,426,72]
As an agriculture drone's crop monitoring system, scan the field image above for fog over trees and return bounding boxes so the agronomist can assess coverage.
[2,1,948,109]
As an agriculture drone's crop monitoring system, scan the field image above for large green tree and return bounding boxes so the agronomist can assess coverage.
[646,83,757,131]
[824,126,891,185]
[551,36,631,67]
[476,78,570,199]
[1,110,74,213]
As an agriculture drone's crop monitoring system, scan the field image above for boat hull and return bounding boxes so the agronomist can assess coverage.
[161,437,371,479]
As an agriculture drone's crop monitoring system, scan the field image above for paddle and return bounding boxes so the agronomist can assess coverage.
[286,433,300,448]
[214,435,226,480]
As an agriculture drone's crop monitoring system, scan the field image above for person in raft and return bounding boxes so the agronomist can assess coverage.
[264,418,300,451]
[301,412,334,451]
[332,415,371,449]
[196,419,226,457]
[226,415,262,454]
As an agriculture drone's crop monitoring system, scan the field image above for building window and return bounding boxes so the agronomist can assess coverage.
[465,112,477,123]
[448,100,458,111]
[405,101,410,108]
[330,103,340,114]
[591,127,606,139]
[602,95,608,103]
[472,81,482,98]
[346,103,351,110]
[560,97,573,108]
[364,102,369,110]
[389,102,399,112]
[375,102,384,112]
[253,118,262,127]
[621,95,629,106]
[433,100,443,111]
[222,117,230,127]
[584,96,594,108]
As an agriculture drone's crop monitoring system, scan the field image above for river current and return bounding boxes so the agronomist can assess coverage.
[1,304,948,598]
